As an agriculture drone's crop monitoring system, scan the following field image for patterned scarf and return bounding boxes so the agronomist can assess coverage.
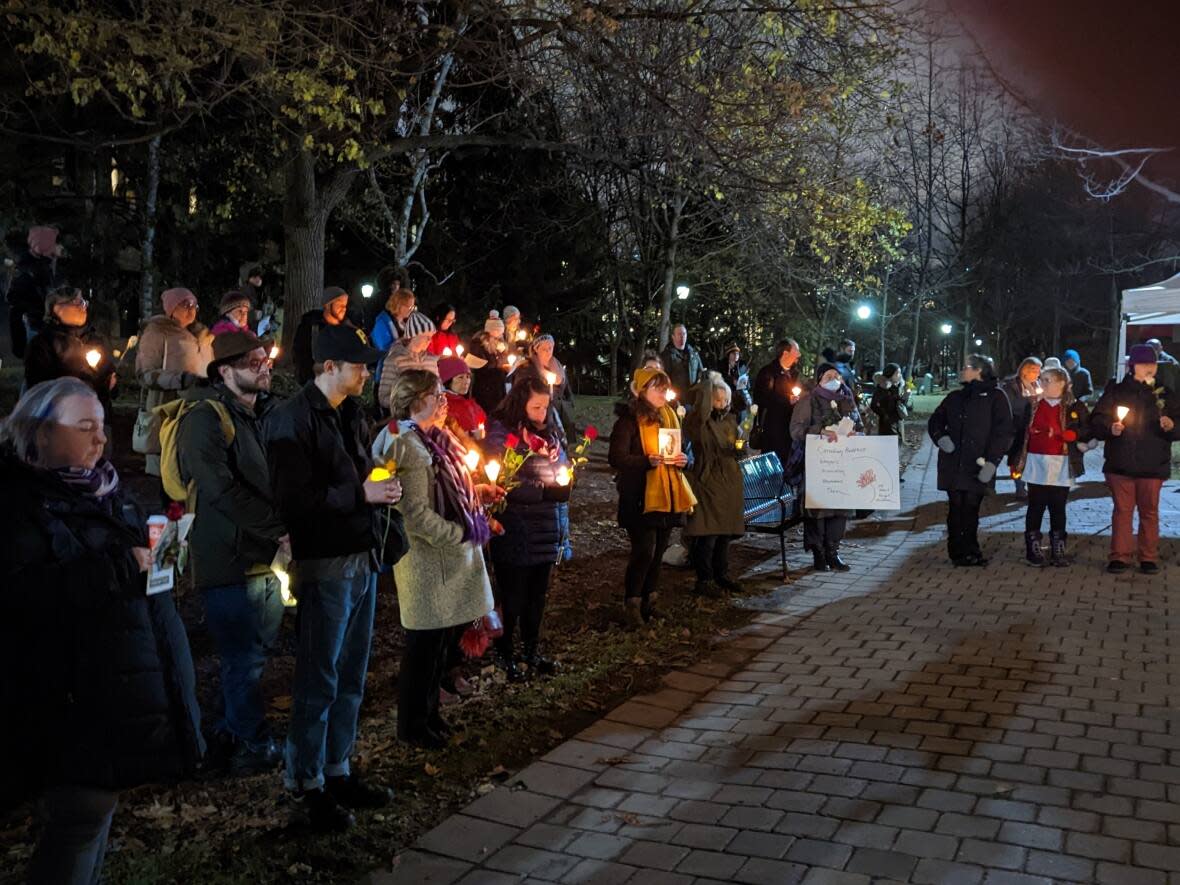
[53,458,120,500]
[637,405,697,515]
[410,423,491,546]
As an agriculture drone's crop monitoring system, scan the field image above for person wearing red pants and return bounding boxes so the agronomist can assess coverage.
[1089,344,1180,574]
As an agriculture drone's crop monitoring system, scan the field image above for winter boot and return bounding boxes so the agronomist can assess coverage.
[1049,530,1068,567]
[523,640,559,677]
[1024,531,1046,567]
[693,579,723,598]
[641,591,664,623]
[825,549,850,572]
[811,549,830,572]
[624,597,645,630]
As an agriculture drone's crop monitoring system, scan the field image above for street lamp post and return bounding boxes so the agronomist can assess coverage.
[361,283,374,299]
[939,322,953,389]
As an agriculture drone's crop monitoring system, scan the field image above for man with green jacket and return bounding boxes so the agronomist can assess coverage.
[177,330,288,775]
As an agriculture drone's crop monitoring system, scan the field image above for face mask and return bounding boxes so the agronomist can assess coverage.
[882,381,892,389]
[821,379,842,392]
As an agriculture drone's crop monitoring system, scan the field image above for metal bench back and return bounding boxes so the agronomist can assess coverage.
[740,452,796,527]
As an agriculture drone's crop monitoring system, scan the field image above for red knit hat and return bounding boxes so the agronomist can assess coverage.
[438,356,470,384]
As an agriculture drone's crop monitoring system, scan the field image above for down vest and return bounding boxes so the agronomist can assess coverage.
[0,452,204,809]
[486,419,571,567]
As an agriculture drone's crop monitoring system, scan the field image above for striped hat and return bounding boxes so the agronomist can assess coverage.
[404,310,436,339]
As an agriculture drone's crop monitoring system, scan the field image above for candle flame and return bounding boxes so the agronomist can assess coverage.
[544,370,557,385]
[516,329,527,341]
[368,466,392,483]
[456,344,465,356]
[666,389,676,401]
[507,354,518,367]
[555,465,571,486]
[442,347,453,357]
[273,567,297,607]
[1116,406,1130,422]
[485,460,501,483]
[791,386,802,397]
[85,349,101,368]
[269,345,280,360]
[463,449,480,472]
[735,439,745,450]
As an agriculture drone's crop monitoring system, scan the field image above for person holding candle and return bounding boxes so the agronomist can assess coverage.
[376,310,438,415]
[928,354,1015,567]
[428,303,460,356]
[372,371,500,746]
[1089,344,1180,574]
[470,310,511,414]
[1010,363,1092,566]
[502,304,527,348]
[791,361,865,571]
[439,357,487,445]
[0,377,203,884]
[683,372,745,595]
[265,325,399,831]
[608,367,696,627]
[135,286,214,476]
[485,376,572,680]
[752,338,803,467]
[512,333,577,436]
[175,331,289,775]
[1001,357,1043,499]
[24,286,118,423]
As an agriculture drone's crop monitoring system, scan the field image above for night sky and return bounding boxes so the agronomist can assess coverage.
[943,0,1180,180]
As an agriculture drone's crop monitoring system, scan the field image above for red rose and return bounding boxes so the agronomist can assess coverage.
[527,434,547,453]
[584,425,599,441]
[504,432,521,450]
[1063,429,1077,442]
[165,501,186,521]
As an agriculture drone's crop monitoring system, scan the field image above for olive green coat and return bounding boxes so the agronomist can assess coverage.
[683,383,746,537]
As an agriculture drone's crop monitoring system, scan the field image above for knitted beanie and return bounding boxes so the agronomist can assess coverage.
[438,356,470,384]
[502,305,521,322]
[321,285,348,306]
[484,310,506,335]
[162,287,196,316]
[404,310,436,338]
[1127,344,1157,367]
[27,226,59,257]
[218,290,252,314]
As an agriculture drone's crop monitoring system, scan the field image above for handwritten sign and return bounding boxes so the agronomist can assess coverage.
[804,434,901,510]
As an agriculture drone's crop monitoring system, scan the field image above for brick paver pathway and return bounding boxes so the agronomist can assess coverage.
[370,442,1180,885]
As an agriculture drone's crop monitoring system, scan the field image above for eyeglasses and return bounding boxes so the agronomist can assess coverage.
[177,300,198,310]
[61,293,88,307]
[240,358,271,372]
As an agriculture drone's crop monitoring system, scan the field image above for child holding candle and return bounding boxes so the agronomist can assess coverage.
[1089,344,1180,574]
[438,357,487,446]
[1010,364,1092,566]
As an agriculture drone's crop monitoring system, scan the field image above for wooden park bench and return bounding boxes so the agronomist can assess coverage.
[740,451,801,581]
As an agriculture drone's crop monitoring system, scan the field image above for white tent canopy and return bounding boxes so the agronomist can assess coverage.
[1118,271,1180,375]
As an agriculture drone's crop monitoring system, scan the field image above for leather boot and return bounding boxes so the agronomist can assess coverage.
[624,597,645,630]
[811,549,830,572]
[1024,530,1045,567]
[1049,530,1068,567]
[825,549,850,572]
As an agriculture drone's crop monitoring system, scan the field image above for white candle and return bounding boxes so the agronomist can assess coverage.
[442,347,453,357]
[85,349,101,368]
[456,344,465,356]
[666,389,677,401]
[463,449,480,472]
[507,354,518,367]
[1116,406,1130,422]
[485,461,501,483]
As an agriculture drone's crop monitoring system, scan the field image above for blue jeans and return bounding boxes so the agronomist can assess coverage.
[202,575,285,750]
[285,568,377,791]
[27,785,118,885]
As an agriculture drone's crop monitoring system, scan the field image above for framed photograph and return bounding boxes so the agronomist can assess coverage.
[657,428,682,460]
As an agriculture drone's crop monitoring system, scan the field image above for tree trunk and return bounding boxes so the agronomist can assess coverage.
[878,279,888,370]
[656,193,685,350]
[907,294,923,383]
[140,135,162,322]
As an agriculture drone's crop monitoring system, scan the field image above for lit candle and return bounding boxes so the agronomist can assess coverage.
[477,422,486,439]
[544,370,557,386]
[273,567,297,607]
[368,466,392,483]
[555,466,571,486]
[85,349,102,368]
[269,345,280,360]
[666,389,677,401]
[456,344,465,356]
[463,449,481,472]
[442,347,453,357]
[507,354,518,367]
[1116,406,1130,423]
[516,329,527,342]
[791,386,802,398]
[485,460,501,483]
[735,439,745,450]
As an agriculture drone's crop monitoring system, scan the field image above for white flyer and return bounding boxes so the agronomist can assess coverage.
[804,434,901,510]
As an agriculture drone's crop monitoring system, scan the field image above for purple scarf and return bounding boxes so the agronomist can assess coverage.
[410,423,491,546]
[54,458,120,500]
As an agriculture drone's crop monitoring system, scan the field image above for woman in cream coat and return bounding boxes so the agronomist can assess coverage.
[372,370,499,749]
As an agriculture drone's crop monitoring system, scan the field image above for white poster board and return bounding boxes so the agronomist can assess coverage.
[804,434,901,510]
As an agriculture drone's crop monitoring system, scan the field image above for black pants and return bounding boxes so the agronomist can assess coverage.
[803,516,848,554]
[398,625,459,739]
[1026,484,1068,533]
[624,526,671,601]
[691,535,734,582]
[947,490,984,559]
[493,560,553,659]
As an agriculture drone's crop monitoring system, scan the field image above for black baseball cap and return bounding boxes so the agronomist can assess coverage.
[314,324,384,364]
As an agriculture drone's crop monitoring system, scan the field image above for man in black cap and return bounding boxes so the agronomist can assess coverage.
[265,324,402,831]
[176,330,288,776]
[292,285,356,384]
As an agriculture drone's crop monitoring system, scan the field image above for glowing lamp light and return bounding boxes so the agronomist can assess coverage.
[940,322,953,335]
[463,449,481,472]
[856,304,872,320]
[442,347,453,357]
[1116,406,1130,423]
[676,284,690,300]
[555,466,571,487]
[974,337,983,346]
[85,349,102,368]
[485,460,501,483]
[361,283,374,299]
[368,466,393,483]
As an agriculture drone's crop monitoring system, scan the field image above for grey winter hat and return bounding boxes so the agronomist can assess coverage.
[321,285,349,306]
[403,310,436,339]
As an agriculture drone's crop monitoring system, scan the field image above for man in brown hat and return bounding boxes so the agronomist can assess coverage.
[176,330,289,776]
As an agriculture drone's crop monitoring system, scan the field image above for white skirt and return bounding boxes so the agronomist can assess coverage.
[1023,453,1073,488]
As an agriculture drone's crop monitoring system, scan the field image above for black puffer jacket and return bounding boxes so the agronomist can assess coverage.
[0,453,204,809]
[928,379,1015,494]
[1090,375,1180,479]
[486,419,571,567]
[265,381,378,561]
[23,320,118,416]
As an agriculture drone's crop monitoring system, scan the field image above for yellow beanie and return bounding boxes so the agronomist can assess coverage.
[631,366,664,395]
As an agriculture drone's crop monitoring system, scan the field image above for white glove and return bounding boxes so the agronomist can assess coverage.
[977,462,996,483]
[936,436,955,454]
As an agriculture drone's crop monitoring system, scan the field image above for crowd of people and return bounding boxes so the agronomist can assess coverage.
[3,222,1180,881]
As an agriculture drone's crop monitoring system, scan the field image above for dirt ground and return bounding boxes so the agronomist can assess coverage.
[0,401,924,885]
